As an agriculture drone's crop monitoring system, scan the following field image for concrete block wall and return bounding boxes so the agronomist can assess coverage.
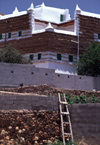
[69,104,100,144]
[0,95,59,111]
[0,62,100,91]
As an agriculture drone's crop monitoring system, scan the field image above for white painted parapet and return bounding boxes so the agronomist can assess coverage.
[27,3,35,34]
[74,4,81,35]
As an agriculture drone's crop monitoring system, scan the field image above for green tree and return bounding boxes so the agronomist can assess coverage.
[77,41,100,76]
[0,44,28,64]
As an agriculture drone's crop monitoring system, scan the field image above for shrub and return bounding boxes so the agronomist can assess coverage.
[0,44,28,64]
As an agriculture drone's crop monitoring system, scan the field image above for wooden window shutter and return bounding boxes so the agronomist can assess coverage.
[8,33,11,38]
[69,55,73,62]
[57,54,62,60]
[60,15,63,22]
[30,54,33,60]
[0,34,2,40]
[38,53,41,60]
[18,31,22,37]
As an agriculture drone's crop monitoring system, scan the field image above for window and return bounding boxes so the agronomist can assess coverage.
[94,33,100,41]
[8,33,11,38]
[29,54,33,60]
[69,55,73,62]
[60,15,64,22]
[57,54,62,60]
[38,53,41,60]
[98,34,100,39]
[18,31,22,37]
[0,34,2,40]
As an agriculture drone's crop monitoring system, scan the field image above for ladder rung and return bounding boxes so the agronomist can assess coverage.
[60,101,68,105]
[64,133,71,136]
[61,112,69,115]
[63,122,69,124]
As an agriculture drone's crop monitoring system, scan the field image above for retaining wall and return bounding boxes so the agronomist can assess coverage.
[0,62,100,91]
[69,104,100,145]
[0,94,100,144]
[0,95,59,111]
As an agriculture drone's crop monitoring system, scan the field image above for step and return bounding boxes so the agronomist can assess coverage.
[60,101,68,105]
[63,122,69,124]
[64,133,71,136]
[61,112,69,115]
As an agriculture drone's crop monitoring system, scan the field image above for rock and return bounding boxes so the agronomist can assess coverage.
[47,140,52,145]
[35,136,39,141]
[50,137,54,141]
[34,141,39,145]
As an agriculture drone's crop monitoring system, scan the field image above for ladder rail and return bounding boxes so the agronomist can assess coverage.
[64,93,74,143]
[58,93,66,145]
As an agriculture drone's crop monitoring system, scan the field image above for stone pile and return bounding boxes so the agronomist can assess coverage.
[0,110,62,145]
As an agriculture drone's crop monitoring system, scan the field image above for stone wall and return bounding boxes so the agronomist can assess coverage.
[0,63,100,91]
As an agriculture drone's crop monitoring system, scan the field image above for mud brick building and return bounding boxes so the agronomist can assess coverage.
[0,3,100,74]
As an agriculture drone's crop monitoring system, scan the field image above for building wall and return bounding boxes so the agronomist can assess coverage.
[35,21,74,32]
[24,51,77,74]
[57,25,74,32]
[0,31,77,56]
[0,14,30,34]
[34,5,71,23]
[35,22,57,30]
[78,14,100,54]
[0,63,100,91]
[35,62,77,74]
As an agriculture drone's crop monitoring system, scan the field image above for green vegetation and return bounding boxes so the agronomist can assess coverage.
[0,44,28,64]
[64,94,100,104]
[51,140,81,145]
[52,140,75,145]
[90,95,100,103]
[77,41,100,76]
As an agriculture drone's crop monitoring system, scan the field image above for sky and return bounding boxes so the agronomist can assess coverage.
[0,0,100,19]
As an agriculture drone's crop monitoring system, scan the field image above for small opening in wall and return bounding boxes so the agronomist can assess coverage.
[45,73,48,76]
[80,77,81,79]
[31,72,34,74]
[68,76,69,78]
[20,83,23,87]
[11,71,13,73]
[58,74,60,77]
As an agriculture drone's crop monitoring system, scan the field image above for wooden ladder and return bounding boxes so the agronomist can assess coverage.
[58,93,74,145]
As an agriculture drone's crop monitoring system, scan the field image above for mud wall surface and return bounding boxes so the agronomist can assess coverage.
[0,63,100,91]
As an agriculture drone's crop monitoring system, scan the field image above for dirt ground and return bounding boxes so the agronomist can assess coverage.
[0,84,100,98]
